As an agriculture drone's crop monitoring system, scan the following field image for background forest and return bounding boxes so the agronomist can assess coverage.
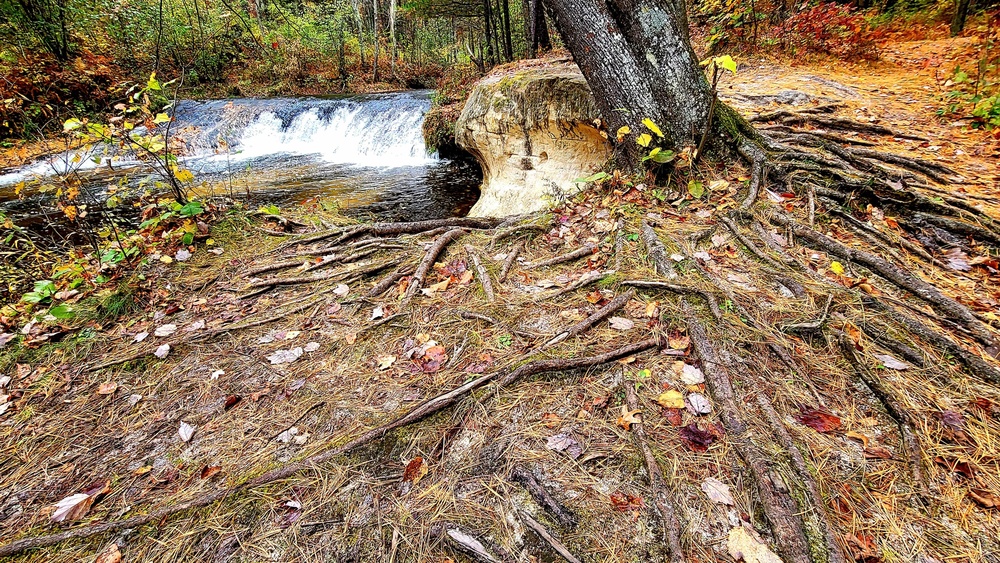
[0,0,997,142]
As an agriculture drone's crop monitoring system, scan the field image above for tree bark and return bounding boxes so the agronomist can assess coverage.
[951,0,971,36]
[545,0,717,166]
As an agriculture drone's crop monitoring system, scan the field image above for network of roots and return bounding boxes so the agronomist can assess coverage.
[2,108,999,562]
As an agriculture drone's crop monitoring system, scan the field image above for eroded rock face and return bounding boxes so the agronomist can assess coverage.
[456,65,611,217]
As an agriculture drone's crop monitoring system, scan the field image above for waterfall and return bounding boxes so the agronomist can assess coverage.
[0,91,439,186]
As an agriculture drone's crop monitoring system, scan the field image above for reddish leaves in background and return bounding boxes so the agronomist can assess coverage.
[795,407,842,433]
[420,345,448,373]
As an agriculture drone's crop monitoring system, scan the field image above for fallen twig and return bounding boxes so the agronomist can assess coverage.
[518,510,583,563]
[465,245,496,303]
[523,243,597,269]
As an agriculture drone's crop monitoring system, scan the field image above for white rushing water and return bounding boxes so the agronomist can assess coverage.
[0,91,438,186]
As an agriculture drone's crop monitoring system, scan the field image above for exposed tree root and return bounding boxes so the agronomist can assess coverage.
[542,290,634,349]
[0,340,661,558]
[510,466,579,529]
[523,243,597,269]
[499,241,524,282]
[465,245,496,303]
[624,377,684,563]
[518,511,583,563]
[401,228,467,305]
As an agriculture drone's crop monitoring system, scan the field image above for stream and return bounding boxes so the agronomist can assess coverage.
[0,91,482,244]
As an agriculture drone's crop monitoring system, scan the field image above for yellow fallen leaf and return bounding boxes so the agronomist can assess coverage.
[656,390,685,409]
[829,261,845,275]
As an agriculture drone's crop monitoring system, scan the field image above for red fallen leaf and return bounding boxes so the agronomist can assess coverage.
[421,345,449,373]
[968,488,999,509]
[224,395,242,411]
[610,491,644,512]
[863,446,893,460]
[402,456,428,484]
[939,410,969,443]
[591,395,609,410]
[200,465,222,479]
[679,423,717,452]
[795,407,841,433]
[972,397,995,415]
[934,456,976,479]
[541,413,560,428]
[662,407,683,426]
[163,303,180,315]
[845,532,880,563]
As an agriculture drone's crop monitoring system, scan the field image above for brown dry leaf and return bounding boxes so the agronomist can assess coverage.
[585,290,603,304]
[728,525,782,563]
[934,456,976,479]
[344,332,357,345]
[200,465,222,479]
[795,407,841,433]
[459,270,474,285]
[645,301,659,317]
[968,488,999,509]
[541,413,560,428]
[845,431,870,448]
[421,279,450,296]
[403,457,428,484]
[616,406,642,430]
[421,345,448,373]
[224,395,242,411]
[376,355,397,370]
[663,408,683,426]
[668,335,690,350]
[94,543,122,563]
[610,491,644,512]
[50,480,110,522]
[132,465,152,476]
[864,446,894,459]
[97,382,118,395]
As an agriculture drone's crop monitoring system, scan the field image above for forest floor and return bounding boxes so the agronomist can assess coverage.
[2,33,1000,563]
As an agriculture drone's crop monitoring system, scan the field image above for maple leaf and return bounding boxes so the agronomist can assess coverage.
[616,406,642,430]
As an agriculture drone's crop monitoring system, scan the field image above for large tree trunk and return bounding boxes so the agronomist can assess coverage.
[545,0,715,164]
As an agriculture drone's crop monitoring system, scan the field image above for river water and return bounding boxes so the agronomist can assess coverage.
[0,91,481,243]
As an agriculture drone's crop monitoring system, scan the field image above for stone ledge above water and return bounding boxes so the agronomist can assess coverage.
[455,64,611,217]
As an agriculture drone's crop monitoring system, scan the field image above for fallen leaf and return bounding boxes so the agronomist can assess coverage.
[968,488,999,509]
[668,336,689,350]
[154,324,177,337]
[685,393,712,415]
[185,319,205,332]
[420,345,448,373]
[728,525,782,563]
[154,344,171,359]
[701,477,735,505]
[864,446,893,459]
[344,333,357,344]
[940,410,969,443]
[795,407,841,433]
[873,353,910,370]
[50,480,110,522]
[377,355,397,370]
[942,247,971,271]
[178,421,196,442]
[679,423,717,452]
[210,369,224,380]
[0,333,13,349]
[546,433,583,459]
[421,279,450,296]
[610,491,644,512]
[97,382,118,395]
[200,465,222,479]
[845,431,870,448]
[403,457,429,484]
[645,301,659,317]
[224,395,242,411]
[267,347,304,365]
[656,390,685,409]
[678,363,705,385]
[541,413,560,428]
[133,331,149,343]
[371,305,384,320]
[934,456,976,479]
[617,406,642,430]
[585,290,603,304]
[333,283,350,297]
[175,248,192,262]
[663,408,683,426]
[609,317,634,330]
[93,543,121,563]
[459,270,474,285]
[829,261,845,275]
